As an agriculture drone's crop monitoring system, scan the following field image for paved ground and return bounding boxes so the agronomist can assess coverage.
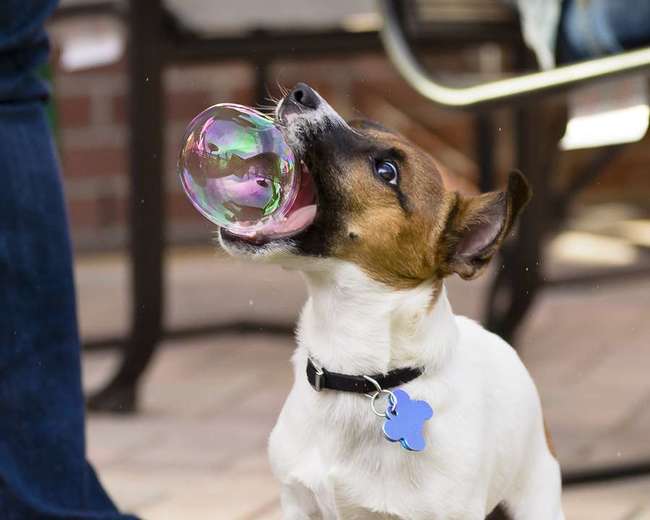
[77,245,650,519]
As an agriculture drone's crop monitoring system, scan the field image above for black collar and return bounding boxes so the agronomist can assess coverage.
[306,358,424,394]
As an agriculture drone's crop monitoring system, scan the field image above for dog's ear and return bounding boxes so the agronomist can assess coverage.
[439,171,531,280]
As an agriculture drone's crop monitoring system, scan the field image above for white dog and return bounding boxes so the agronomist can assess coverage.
[219,83,563,519]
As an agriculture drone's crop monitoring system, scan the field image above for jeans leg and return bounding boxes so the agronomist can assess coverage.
[1,1,139,516]
[0,102,138,519]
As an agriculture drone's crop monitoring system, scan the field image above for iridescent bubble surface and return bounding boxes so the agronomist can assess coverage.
[178,103,297,236]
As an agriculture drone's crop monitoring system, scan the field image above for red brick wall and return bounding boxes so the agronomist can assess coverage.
[51,45,650,251]
[52,48,484,251]
[54,56,259,250]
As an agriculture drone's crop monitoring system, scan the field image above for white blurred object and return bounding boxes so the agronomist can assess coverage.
[560,76,649,150]
[50,16,125,71]
[342,12,382,33]
[163,0,376,36]
[616,220,650,248]
[512,0,562,70]
[61,32,123,71]
[550,231,640,267]
[53,0,374,70]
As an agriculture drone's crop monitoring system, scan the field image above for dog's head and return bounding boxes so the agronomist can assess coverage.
[220,83,531,289]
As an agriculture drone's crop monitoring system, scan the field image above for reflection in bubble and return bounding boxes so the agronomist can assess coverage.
[178,104,297,236]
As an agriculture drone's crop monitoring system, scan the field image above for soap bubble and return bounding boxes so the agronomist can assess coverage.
[178,103,298,237]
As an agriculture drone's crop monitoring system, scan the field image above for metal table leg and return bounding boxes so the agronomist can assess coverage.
[87,0,165,413]
[484,101,567,344]
[476,112,496,192]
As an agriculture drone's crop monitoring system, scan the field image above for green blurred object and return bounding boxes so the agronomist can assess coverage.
[38,62,59,142]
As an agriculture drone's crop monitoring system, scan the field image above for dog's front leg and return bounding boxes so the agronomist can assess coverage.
[281,481,323,520]
[504,452,565,520]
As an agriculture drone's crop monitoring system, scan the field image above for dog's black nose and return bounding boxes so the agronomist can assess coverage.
[288,83,320,110]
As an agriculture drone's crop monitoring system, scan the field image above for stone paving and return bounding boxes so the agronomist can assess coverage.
[77,248,650,519]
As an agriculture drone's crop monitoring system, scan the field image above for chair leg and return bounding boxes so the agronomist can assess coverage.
[476,112,497,192]
[87,0,165,413]
[483,101,566,345]
[485,218,542,344]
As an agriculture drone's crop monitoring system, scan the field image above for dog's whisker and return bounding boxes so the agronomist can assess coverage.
[263,89,282,107]
[255,105,279,113]
[276,81,289,98]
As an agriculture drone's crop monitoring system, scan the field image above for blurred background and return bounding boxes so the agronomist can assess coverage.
[48,0,649,518]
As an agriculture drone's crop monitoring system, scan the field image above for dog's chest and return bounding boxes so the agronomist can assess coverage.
[269,377,489,519]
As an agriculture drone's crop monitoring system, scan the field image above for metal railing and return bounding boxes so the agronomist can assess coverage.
[378,0,650,109]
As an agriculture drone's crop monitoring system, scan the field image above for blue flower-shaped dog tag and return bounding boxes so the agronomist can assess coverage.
[383,389,433,452]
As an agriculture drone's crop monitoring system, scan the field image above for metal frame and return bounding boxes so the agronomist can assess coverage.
[378,0,650,109]
[377,0,650,489]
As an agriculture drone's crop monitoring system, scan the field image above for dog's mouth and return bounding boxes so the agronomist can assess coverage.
[220,157,318,247]
[220,87,329,250]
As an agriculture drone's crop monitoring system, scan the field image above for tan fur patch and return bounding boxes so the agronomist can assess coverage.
[544,419,557,458]
[331,129,455,289]
[328,125,530,290]
[427,279,444,312]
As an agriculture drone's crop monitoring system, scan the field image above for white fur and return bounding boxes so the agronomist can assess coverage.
[266,260,564,520]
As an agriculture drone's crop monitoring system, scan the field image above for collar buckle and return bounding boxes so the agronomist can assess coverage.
[310,358,325,392]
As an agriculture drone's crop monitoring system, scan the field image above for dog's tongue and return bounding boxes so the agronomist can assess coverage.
[236,160,317,241]
[271,204,317,236]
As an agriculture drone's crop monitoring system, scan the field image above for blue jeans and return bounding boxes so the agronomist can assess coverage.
[0,2,137,518]
[559,0,650,62]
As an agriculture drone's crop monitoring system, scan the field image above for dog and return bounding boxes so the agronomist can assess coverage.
[219,83,564,519]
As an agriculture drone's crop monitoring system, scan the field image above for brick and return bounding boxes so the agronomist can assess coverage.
[57,95,92,128]
[231,86,254,106]
[112,94,126,124]
[66,198,100,228]
[95,193,128,227]
[61,146,127,178]
[66,195,128,229]
[54,69,126,98]
[114,89,218,126]
[165,90,216,122]
[168,190,206,220]
[166,63,252,92]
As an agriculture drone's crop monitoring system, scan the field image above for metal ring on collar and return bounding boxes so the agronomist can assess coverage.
[363,375,397,417]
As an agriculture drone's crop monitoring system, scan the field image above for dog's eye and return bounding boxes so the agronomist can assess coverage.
[374,159,399,186]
